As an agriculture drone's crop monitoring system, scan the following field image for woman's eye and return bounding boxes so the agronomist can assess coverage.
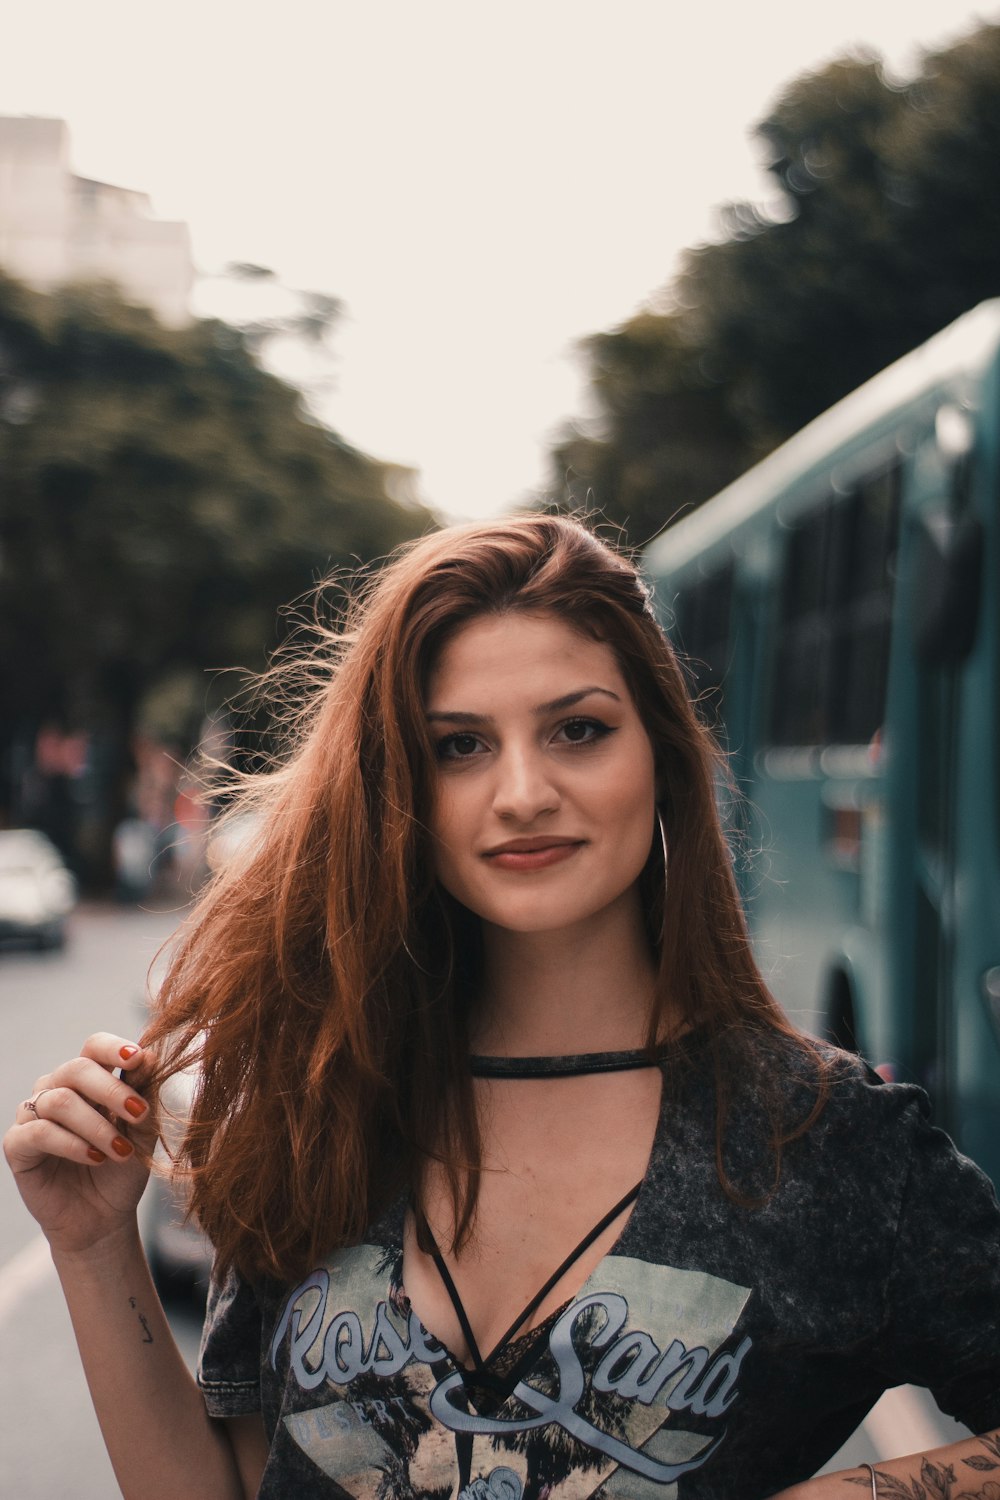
[436,732,486,761]
[555,718,611,746]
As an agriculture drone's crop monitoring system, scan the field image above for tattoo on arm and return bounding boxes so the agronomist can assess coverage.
[128,1294,154,1345]
[844,1431,1000,1497]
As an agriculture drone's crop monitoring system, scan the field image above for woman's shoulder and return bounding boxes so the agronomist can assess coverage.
[713,1024,927,1116]
[687,1025,940,1182]
[759,1032,936,1152]
[762,1038,995,1221]
[808,1044,932,1137]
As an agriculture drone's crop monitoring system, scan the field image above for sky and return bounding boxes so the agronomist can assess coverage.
[3,0,998,521]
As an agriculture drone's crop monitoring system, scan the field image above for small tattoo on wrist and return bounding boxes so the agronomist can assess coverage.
[128,1295,154,1344]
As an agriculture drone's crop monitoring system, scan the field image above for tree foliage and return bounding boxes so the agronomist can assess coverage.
[0,275,434,871]
[547,21,1000,544]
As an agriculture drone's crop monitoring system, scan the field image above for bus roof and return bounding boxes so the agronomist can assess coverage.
[645,299,1000,578]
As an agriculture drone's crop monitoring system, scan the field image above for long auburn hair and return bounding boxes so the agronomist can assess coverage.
[144,514,825,1283]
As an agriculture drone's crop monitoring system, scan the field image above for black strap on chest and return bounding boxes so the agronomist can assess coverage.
[424,1046,655,1387]
[426,1177,642,1374]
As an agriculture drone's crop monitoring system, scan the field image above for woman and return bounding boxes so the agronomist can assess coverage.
[6,515,1000,1500]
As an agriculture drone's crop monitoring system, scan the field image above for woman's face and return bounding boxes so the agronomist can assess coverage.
[424,611,658,940]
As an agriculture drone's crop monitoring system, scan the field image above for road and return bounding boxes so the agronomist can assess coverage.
[0,901,201,1500]
[0,903,969,1496]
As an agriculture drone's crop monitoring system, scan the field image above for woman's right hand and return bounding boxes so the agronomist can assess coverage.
[2,1033,157,1258]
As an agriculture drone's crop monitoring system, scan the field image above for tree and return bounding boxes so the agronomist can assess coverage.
[888,26,1000,328]
[0,275,434,879]
[197,260,346,408]
[544,22,1000,544]
[549,313,747,547]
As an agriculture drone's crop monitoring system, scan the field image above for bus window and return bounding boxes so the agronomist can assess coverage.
[674,562,734,728]
[831,468,901,746]
[771,467,901,747]
[771,501,837,745]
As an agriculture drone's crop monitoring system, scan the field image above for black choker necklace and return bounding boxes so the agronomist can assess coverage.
[469,1045,671,1080]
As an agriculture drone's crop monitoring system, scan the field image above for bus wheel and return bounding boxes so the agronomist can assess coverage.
[825,975,859,1054]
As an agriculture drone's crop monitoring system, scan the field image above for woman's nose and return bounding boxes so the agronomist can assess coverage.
[491,746,560,822]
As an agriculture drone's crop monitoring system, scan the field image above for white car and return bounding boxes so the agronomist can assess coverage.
[0,829,77,949]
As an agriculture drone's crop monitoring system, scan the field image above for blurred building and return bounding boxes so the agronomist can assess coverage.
[0,116,193,326]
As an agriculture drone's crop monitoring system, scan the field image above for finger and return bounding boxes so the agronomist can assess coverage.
[77,1034,157,1104]
[24,1035,147,1103]
[4,1114,114,1173]
[33,1056,152,1135]
[14,1086,137,1165]
[78,1032,148,1076]
[117,1045,157,1095]
[16,1090,58,1124]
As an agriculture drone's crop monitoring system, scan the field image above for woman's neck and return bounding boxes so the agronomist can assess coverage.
[471,900,659,1057]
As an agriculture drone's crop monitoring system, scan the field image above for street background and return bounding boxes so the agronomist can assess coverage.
[0,904,199,1499]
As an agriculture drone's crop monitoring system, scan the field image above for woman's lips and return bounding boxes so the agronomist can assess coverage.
[484,842,583,871]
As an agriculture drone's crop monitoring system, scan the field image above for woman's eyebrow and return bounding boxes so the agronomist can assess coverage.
[537,687,622,714]
[425,686,622,724]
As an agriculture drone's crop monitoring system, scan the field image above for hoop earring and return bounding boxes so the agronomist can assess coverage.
[656,808,669,945]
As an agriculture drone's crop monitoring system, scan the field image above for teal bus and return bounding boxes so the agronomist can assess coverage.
[645,300,1000,1183]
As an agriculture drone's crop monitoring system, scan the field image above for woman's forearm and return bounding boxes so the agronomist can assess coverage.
[774,1426,1000,1497]
[52,1222,249,1500]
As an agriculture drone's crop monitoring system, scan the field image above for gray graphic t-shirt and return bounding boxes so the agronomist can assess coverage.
[197,1048,1000,1498]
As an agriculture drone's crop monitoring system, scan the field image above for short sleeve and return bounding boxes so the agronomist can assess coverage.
[197,1263,264,1418]
[875,1087,1000,1433]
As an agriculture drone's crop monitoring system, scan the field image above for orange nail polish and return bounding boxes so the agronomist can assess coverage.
[111,1136,133,1158]
[87,1148,106,1164]
[119,1045,140,1061]
[123,1097,146,1119]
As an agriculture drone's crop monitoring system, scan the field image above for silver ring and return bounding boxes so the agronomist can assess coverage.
[23,1088,52,1118]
